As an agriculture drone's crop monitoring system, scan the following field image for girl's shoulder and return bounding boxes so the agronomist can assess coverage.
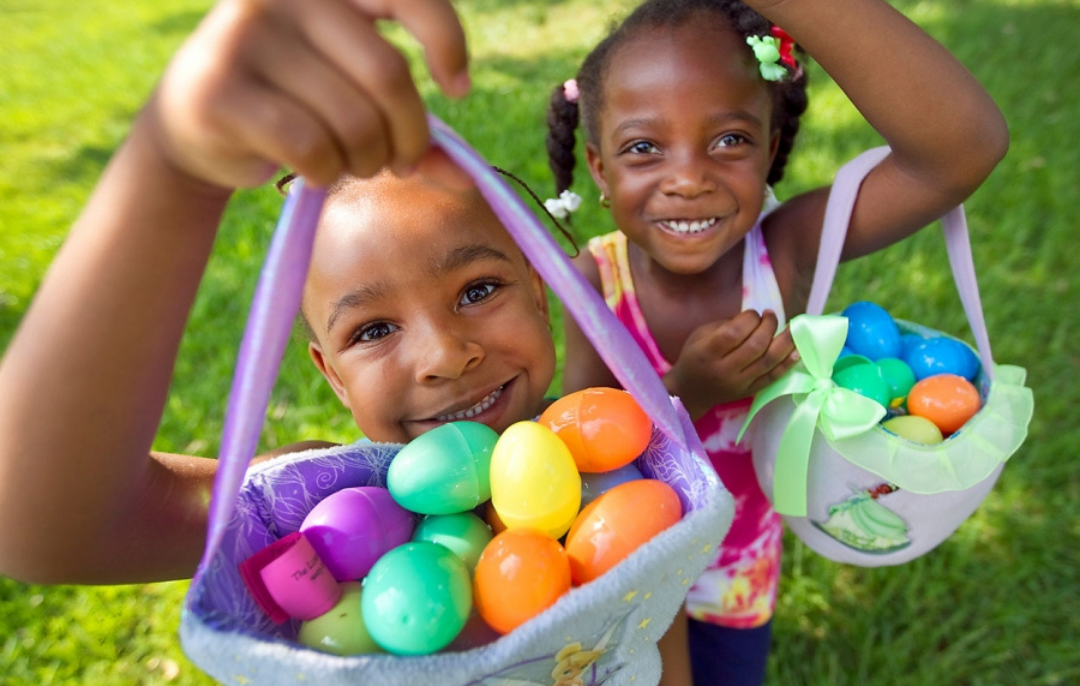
[761,187,831,317]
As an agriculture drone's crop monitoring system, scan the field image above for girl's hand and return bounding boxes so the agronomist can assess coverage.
[664,309,798,420]
[148,0,470,189]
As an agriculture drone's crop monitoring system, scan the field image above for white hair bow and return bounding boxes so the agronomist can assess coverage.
[543,190,583,219]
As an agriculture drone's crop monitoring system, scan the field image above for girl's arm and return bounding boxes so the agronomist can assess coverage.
[0,0,468,585]
[757,0,1007,295]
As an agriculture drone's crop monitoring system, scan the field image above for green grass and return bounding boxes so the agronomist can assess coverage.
[2,0,1077,683]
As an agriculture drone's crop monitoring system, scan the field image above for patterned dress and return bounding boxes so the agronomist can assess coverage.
[586,218,785,629]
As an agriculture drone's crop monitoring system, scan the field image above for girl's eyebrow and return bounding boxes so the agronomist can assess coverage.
[611,110,765,140]
[431,243,513,277]
[326,282,389,333]
[325,243,513,333]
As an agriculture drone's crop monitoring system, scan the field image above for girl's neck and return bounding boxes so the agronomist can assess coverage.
[627,238,745,300]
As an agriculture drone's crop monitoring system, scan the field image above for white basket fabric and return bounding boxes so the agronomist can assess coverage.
[743,148,1034,567]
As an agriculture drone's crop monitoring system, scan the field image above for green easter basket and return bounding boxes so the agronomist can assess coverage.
[741,147,1033,567]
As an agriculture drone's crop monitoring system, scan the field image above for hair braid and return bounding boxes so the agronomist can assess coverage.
[545,84,581,196]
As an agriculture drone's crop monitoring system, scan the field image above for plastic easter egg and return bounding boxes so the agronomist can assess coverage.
[903,336,980,381]
[875,357,917,406]
[473,528,572,634]
[838,345,856,359]
[907,374,981,436]
[387,421,498,515]
[300,487,415,581]
[900,333,927,358]
[565,479,682,585]
[360,542,472,655]
[490,421,582,539]
[580,462,644,509]
[412,512,493,573]
[832,353,873,375]
[484,500,508,536]
[298,582,382,656]
[842,301,901,361]
[881,415,944,445]
[538,387,653,473]
[832,363,890,408]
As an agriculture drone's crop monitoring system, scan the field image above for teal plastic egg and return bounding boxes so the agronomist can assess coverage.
[833,363,890,408]
[876,357,917,406]
[387,422,497,515]
[360,542,472,655]
[842,301,902,361]
[298,581,382,655]
[412,512,493,573]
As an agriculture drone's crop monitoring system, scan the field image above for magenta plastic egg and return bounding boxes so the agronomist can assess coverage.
[842,301,901,361]
[360,542,472,655]
[903,336,980,381]
[490,421,581,539]
[832,363,890,408]
[387,421,498,515]
[580,462,644,508]
[300,487,415,581]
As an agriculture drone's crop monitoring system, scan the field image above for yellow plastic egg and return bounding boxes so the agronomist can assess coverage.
[490,422,581,539]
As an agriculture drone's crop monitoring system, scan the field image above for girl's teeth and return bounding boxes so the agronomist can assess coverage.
[436,386,504,422]
[662,218,717,234]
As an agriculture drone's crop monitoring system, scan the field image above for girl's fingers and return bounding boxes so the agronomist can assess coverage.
[249,18,390,180]
[219,80,347,187]
[373,0,470,98]
[284,0,431,174]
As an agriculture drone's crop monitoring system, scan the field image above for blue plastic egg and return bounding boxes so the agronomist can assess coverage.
[903,336,980,381]
[842,301,901,361]
[580,462,644,508]
[360,542,472,655]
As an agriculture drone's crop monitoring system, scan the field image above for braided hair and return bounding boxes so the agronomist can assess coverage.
[545,0,809,196]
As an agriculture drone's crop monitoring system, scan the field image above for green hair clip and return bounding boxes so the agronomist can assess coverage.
[746,35,787,82]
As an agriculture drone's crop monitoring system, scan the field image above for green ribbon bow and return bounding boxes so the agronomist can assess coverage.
[738,314,887,517]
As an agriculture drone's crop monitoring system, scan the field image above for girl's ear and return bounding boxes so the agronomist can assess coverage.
[308,342,352,409]
[528,264,551,323]
[585,142,611,199]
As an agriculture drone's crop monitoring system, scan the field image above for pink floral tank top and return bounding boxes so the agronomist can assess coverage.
[587,220,785,628]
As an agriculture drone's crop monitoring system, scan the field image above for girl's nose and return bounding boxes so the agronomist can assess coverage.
[413,319,485,383]
[659,150,717,199]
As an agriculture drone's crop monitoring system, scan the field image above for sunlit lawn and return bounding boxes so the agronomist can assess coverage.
[1,0,1077,684]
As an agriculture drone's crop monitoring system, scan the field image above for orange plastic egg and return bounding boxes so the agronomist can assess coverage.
[473,528,572,634]
[539,388,653,473]
[564,479,682,585]
[906,373,981,436]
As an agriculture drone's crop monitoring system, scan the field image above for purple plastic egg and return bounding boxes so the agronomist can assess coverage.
[300,486,415,582]
[842,301,901,361]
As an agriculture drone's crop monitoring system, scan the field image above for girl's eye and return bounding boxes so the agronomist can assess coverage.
[715,133,747,148]
[355,321,397,343]
[460,281,498,306]
[626,140,659,155]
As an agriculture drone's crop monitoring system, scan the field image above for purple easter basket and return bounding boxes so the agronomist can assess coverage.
[743,147,1033,567]
[179,117,734,686]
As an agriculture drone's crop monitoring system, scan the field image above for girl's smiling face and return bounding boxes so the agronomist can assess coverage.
[586,20,779,276]
[302,174,556,444]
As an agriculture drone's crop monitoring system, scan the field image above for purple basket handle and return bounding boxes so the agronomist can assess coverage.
[197,116,688,576]
[805,146,995,378]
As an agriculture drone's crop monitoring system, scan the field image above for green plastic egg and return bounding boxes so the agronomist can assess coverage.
[387,422,497,515]
[360,542,472,655]
[833,363,890,408]
[298,581,382,656]
[876,357,917,406]
[412,512,493,573]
